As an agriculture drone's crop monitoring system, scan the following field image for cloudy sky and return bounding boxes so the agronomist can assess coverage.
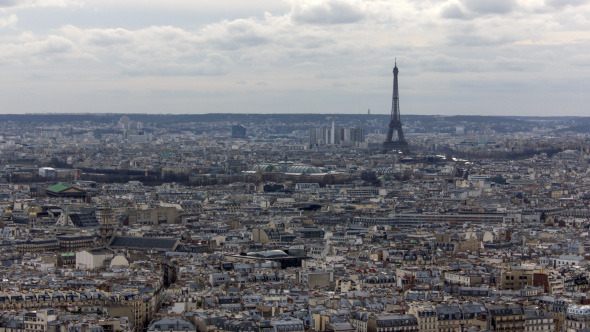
[0,0,589,116]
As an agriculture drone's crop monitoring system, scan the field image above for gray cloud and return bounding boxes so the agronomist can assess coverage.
[148,89,197,98]
[545,0,589,8]
[447,29,518,47]
[120,51,233,77]
[0,0,81,9]
[291,0,365,24]
[441,3,465,19]
[419,55,487,73]
[0,0,23,7]
[461,0,514,14]
[568,54,590,66]
[493,57,539,72]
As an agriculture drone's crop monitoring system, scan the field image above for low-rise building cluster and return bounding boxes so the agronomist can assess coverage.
[0,114,589,332]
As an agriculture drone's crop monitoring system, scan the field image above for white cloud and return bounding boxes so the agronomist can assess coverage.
[0,13,16,26]
[200,18,273,50]
[85,28,134,47]
[0,33,97,66]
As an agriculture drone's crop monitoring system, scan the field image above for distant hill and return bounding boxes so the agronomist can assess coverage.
[553,124,590,134]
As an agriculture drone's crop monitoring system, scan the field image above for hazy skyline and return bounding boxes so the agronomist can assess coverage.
[1,0,589,116]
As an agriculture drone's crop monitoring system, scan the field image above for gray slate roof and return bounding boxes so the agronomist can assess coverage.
[69,213,100,228]
[148,318,195,331]
[109,236,180,251]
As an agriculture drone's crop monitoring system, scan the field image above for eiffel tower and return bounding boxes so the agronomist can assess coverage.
[382,61,410,154]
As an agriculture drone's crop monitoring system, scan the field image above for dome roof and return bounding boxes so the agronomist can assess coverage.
[247,250,288,258]
[250,164,276,172]
[285,165,322,174]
